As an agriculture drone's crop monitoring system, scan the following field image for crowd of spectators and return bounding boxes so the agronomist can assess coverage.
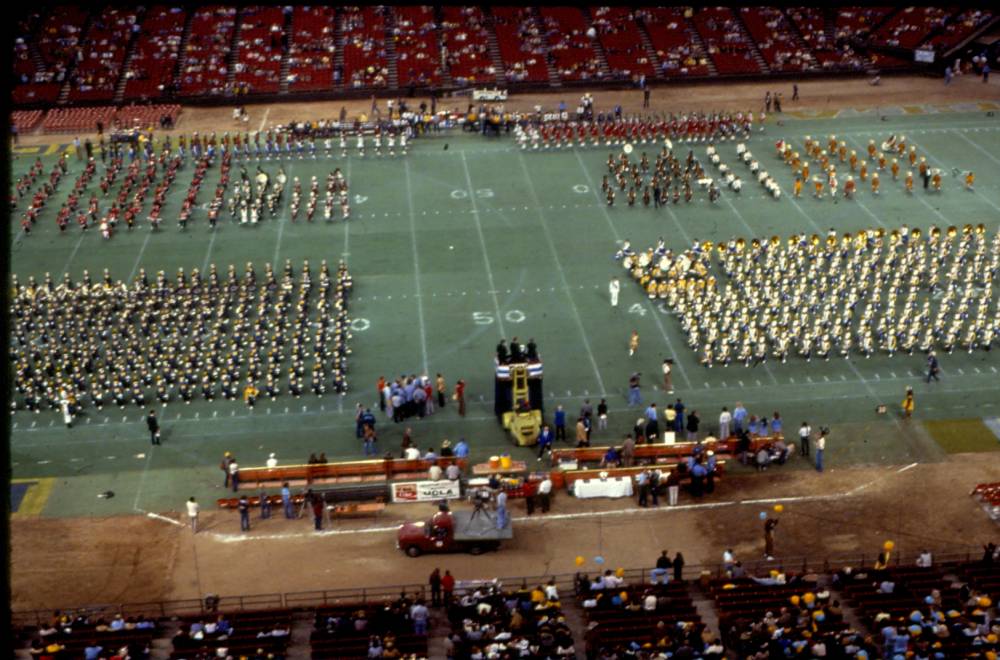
[123,6,186,99]
[491,7,549,83]
[286,6,337,91]
[342,6,390,89]
[179,5,238,97]
[444,580,577,659]
[441,6,495,87]
[393,5,442,87]
[232,6,285,94]
[539,7,604,82]
[68,8,139,102]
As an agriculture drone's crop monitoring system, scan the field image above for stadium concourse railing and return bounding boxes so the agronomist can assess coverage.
[10,548,986,627]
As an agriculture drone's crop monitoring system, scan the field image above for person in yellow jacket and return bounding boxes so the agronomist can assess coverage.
[901,387,915,419]
[965,171,975,190]
[905,171,914,194]
[629,330,640,357]
[243,381,259,409]
[793,177,803,198]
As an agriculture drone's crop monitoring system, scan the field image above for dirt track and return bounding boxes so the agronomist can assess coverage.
[14,75,1000,148]
[13,454,999,612]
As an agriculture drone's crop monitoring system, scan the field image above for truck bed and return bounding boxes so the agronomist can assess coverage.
[451,510,513,541]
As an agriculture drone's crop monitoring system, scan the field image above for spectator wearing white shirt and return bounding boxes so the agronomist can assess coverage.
[537,476,552,513]
[445,463,461,481]
[719,407,732,439]
[428,463,442,481]
[404,446,421,460]
[186,496,200,533]
[643,590,657,611]
[266,452,278,468]
[916,549,934,568]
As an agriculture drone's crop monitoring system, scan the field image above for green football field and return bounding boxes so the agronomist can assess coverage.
[9,108,1000,518]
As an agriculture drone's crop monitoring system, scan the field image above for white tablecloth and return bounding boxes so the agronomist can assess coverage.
[572,477,634,499]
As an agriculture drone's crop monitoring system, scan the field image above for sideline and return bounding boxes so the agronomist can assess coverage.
[150,471,896,543]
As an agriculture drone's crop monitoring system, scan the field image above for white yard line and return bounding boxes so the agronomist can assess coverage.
[257,107,271,133]
[128,229,154,281]
[132,446,155,512]
[719,193,757,236]
[403,159,430,375]
[60,231,88,278]
[572,149,693,390]
[459,150,506,338]
[516,152,607,395]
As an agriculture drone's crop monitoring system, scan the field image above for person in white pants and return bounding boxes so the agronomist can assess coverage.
[609,277,620,307]
[186,497,200,533]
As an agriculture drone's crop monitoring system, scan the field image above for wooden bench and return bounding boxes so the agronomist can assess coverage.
[236,457,468,488]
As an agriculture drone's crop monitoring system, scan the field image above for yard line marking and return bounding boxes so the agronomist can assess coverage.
[783,184,827,234]
[896,462,918,474]
[572,150,692,389]
[128,229,154,282]
[60,231,88,279]
[257,106,270,133]
[957,368,965,375]
[460,151,506,338]
[132,446,155,512]
[720,194,756,236]
[517,152,606,395]
[926,132,1000,214]
[343,156,353,259]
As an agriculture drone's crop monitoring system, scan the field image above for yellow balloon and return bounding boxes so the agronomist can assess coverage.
[790,595,800,605]
[619,591,628,601]
[615,568,625,578]
[803,592,816,604]
[575,556,585,566]
[773,504,784,513]
[883,540,895,552]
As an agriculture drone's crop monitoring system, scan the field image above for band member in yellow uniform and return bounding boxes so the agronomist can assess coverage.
[794,177,803,198]
[965,171,975,190]
[629,330,640,357]
[871,172,880,195]
[859,162,868,182]
[849,150,858,172]
[905,171,914,194]
[891,158,900,181]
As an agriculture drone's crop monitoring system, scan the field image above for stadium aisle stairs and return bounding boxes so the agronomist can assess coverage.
[558,600,589,660]
[149,620,181,660]
[690,583,722,642]
[284,612,314,660]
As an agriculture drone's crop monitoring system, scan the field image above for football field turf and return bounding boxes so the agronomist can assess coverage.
[9,108,1000,517]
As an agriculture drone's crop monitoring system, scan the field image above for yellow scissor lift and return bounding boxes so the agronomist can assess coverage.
[501,365,542,446]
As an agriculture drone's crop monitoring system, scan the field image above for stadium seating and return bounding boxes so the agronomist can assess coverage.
[440,6,494,87]
[491,7,550,83]
[636,7,711,78]
[738,7,815,72]
[68,8,139,102]
[171,610,292,659]
[233,6,285,94]
[286,6,336,92]
[923,9,994,52]
[393,5,441,88]
[341,6,390,89]
[786,7,870,71]
[17,7,89,105]
[539,7,603,82]
[123,5,186,100]
[13,3,962,107]
[41,107,117,134]
[834,6,896,44]
[872,7,951,50]
[691,7,762,75]
[178,5,237,97]
[589,7,654,81]
[114,104,182,130]
[311,603,428,659]
[583,581,707,656]
[12,110,45,133]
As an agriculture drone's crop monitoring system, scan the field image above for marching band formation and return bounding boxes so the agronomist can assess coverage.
[515,110,762,151]
[616,224,999,367]
[10,260,354,417]
[776,133,972,199]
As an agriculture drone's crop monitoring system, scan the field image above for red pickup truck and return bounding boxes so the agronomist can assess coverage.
[397,508,513,557]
